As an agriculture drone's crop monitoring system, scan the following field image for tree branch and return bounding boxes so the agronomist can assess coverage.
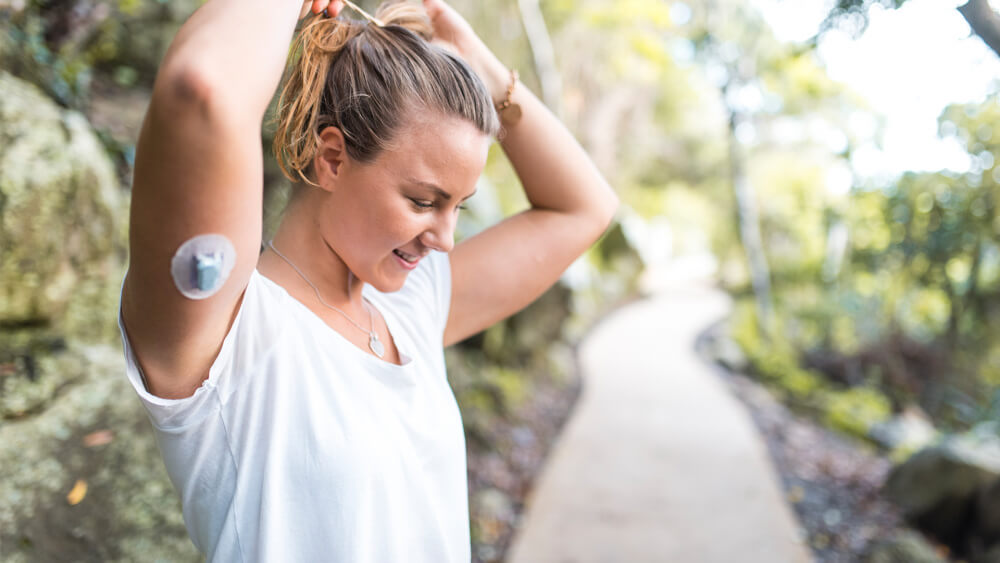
[958,0,1000,58]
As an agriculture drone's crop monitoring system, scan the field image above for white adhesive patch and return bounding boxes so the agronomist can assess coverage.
[170,234,237,300]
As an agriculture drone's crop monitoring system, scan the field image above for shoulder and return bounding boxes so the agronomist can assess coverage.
[405,250,451,305]
[119,268,291,419]
[367,250,452,338]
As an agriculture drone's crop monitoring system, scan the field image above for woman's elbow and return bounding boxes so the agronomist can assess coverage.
[586,182,620,236]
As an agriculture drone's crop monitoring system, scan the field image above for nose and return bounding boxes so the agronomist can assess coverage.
[419,212,457,253]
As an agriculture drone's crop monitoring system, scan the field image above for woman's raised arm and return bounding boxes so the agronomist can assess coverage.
[428,0,620,346]
[156,0,337,118]
[121,0,344,399]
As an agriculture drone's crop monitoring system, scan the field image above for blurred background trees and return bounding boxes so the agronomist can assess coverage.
[4,0,1000,560]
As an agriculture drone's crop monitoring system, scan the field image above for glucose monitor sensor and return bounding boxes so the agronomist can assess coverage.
[170,234,237,300]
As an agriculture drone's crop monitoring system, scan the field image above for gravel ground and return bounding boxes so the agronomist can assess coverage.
[718,368,908,561]
[464,366,583,563]
[700,339,956,562]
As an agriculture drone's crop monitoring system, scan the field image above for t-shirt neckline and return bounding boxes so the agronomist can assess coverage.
[254,269,414,370]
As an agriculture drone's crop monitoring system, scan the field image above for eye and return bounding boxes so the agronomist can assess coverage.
[409,198,434,209]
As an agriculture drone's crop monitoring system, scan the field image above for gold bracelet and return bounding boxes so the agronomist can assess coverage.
[495,69,522,128]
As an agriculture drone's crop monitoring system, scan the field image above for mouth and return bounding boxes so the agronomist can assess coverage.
[393,249,423,268]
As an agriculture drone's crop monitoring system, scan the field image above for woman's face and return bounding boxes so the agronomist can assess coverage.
[316,114,491,293]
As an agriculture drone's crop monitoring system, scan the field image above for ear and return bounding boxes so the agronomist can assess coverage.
[313,126,349,191]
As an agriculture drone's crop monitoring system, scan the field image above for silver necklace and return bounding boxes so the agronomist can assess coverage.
[266,239,385,359]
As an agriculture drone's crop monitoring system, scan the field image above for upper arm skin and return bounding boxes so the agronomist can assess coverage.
[121,70,264,399]
[443,206,616,348]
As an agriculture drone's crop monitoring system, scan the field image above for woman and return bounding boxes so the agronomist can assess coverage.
[118,0,617,560]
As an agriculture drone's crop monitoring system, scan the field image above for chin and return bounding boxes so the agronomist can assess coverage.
[368,274,408,294]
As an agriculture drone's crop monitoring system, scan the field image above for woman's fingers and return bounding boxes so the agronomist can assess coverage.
[422,0,479,57]
[299,0,342,20]
[422,0,444,20]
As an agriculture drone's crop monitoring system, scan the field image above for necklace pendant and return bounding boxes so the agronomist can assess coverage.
[369,332,385,358]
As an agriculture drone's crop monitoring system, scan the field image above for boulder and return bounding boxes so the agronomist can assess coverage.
[594,220,645,298]
[482,283,574,366]
[0,71,126,344]
[885,434,1000,550]
[0,343,197,561]
[971,423,1000,556]
[706,331,749,373]
[869,405,938,455]
[976,477,1000,553]
[863,529,947,563]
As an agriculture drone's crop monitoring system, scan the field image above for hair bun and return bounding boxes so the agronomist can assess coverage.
[374,1,433,41]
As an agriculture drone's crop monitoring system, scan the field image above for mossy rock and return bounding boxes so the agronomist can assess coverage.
[0,343,198,561]
[863,529,946,563]
[884,437,1000,547]
[480,283,573,366]
[0,71,126,345]
[593,220,644,296]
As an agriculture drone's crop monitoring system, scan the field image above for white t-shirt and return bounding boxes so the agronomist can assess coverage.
[117,251,470,562]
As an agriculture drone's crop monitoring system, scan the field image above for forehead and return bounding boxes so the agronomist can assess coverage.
[376,114,490,192]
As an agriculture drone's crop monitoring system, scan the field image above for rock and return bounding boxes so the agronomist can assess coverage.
[476,487,515,522]
[488,283,573,365]
[0,343,198,561]
[0,71,126,345]
[709,333,749,372]
[594,220,645,298]
[970,423,1000,553]
[869,405,938,455]
[471,488,515,546]
[976,541,1000,563]
[863,529,947,563]
[885,436,1000,548]
[976,477,1000,551]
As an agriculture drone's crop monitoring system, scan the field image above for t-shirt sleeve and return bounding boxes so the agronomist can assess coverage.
[116,270,255,430]
[386,249,453,339]
[427,250,452,336]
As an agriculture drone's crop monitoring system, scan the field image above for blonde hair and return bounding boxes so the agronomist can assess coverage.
[272,0,500,186]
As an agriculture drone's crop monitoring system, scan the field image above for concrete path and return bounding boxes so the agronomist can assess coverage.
[505,275,812,563]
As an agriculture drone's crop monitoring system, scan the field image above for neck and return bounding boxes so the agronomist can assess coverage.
[262,191,367,311]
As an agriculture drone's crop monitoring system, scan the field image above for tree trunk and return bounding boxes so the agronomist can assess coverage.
[958,0,1000,58]
[516,0,563,115]
[727,107,775,336]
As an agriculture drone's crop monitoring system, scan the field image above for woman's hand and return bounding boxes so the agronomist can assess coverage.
[299,0,344,21]
[422,0,509,102]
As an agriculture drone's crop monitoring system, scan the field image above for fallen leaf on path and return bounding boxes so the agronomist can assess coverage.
[67,480,87,505]
[83,430,114,447]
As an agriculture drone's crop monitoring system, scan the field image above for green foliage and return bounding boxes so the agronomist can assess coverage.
[3,13,97,106]
[824,386,893,439]
[758,51,851,113]
[731,299,896,441]
[753,153,835,277]
[730,301,826,405]
[819,0,910,38]
[726,93,1000,433]
[3,0,201,108]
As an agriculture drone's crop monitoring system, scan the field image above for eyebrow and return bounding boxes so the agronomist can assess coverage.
[406,179,477,201]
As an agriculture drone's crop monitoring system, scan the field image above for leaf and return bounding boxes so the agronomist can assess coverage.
[67,480,87,506]
[83,430,114,448]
